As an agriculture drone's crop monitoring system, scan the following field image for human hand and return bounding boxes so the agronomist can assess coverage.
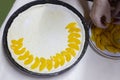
[113,1,120,24]
[90,0,111,28]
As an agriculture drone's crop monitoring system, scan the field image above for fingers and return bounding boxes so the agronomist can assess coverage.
[104,11,111,23]
[90,0,111,28]
[91,15,107,28]
[90,10,111,28]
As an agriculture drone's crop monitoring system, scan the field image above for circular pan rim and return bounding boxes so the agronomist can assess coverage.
[2,0,89,77]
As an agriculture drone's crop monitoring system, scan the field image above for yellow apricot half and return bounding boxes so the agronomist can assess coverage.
[31,57,40,69]
[68,38,81,44]
[65,48,76,57]
[46,59,53,71]
[56,53,65,66]
[68,33,81,39]
[13,48,26,55]
[51,56,60,69]
[18,50,30,60]
[68,28,80,33]
[39,57,46,71]
[61,51,71,62]
[66,22,77,29]
[68,43,80,50]
[24,55,34,65]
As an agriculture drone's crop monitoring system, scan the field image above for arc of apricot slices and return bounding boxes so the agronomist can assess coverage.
[10,22,82,72]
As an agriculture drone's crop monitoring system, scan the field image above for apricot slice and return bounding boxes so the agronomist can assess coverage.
[39,57,46,71]
[31,57,40,69]
[11,43,23,50]
[61,51,71,62]
[13,48,26,55]
[68,38,81,44]
[51,56,60,69]
[24,55,34,65]
[68,43,80,50]
[56,53,65,66]
[11,38,23,44]
[68,28,80,33]
[18,50,30,60]
[68,33,81,39]
[66,22,77,29]
[65,48,76,57]
[46,59,53,71]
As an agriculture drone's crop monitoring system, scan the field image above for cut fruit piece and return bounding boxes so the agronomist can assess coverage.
[13,48,26,55]
[68,38,81,44]
[51,56,60,69]
[68,28,80,33]
[18,50,30,60]
[31,57,40,69]
[66,22,77,29]
[24,55,34,65]
[61,51,71,62]
[68,43,80,50]
[65,48,76,57]
[11,38,23,44]
[39,57,46,71]
[46,59,53,71]
[56,53,65,66]
[11,43,23,50]
[68,33,81,39]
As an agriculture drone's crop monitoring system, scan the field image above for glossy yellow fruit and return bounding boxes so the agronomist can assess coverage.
[39,57,46,71]
[11,38,23,44]
[68,38,81,44]
[46,59,53,71]
[68,28,80,33]
[66,22,77,29]
[68,33,81,39]
[13,48,26,55]
[68,43,80,50]
[65,48,76,57]
[51,56,60,69]
[105,46,118,53]
[31,57,40,69]
[56,53,65,66]
[11,43,23,50]
[18,50,30,60]
[61,51,71,62]
[95,36,105,50]
[24,55,34,65]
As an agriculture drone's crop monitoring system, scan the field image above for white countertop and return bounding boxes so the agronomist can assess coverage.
[0,0,120,80]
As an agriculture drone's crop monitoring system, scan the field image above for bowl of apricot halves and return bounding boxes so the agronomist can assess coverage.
[89,20,120,59]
